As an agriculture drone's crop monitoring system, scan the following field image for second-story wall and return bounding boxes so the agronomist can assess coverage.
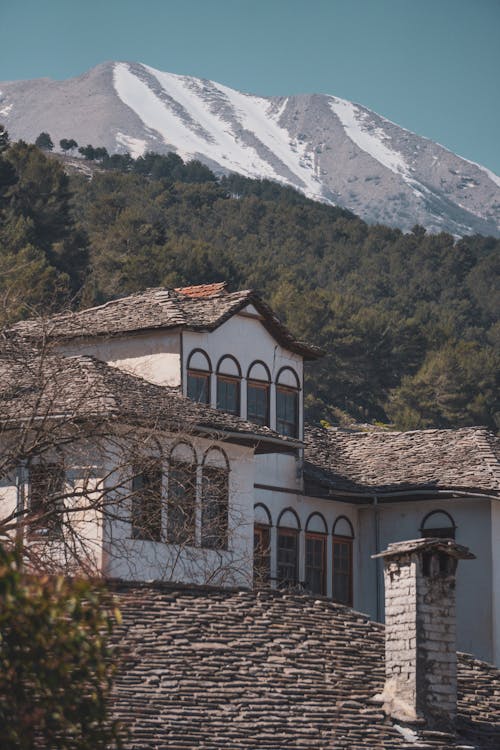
[182,306,304,437]
[58,330,182,387]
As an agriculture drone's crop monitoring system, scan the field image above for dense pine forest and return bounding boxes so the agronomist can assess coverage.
[0,131,498,431]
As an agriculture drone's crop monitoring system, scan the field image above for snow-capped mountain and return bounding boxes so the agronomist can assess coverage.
[1,61,499,236]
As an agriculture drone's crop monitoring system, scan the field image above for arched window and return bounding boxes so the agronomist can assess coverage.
[254,503,272,585]
[305,513,327,595]
[247,361,271,427]
[332,516,354,606]
[420,510,456,540]
[201,448,229,550]
[187,349,211,405]
[28,458,65,538]
[167,443,197,546]
[216,355,241,416]
[276,367,300,438]
[277,508,300,586]
[131,456,163,542]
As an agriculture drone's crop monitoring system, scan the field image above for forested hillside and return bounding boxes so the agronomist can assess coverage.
[0,133,498,431]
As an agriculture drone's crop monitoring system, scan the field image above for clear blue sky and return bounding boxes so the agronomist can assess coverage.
[1,0,499,174]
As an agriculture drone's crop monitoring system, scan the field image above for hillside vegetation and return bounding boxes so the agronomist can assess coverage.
[0,135,498,431]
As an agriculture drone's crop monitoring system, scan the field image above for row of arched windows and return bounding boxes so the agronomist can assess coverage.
[130,442,230,550]
[186,350,300,437]
[253,503,355,603]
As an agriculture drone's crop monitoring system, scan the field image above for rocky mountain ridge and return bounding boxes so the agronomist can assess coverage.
[1,61,499,236]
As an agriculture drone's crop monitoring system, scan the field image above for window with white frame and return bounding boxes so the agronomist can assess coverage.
[187,349,211,405]
[276,367,300,438]
[167,443,197,545]
[201,448,229,550]
[131,460,163,542]
[332,516,354,606]
[254,503,272,585]
[305,513,327,595]
[28,461,65,538]
[277,508,300,586]
[216,355,241,416]
[247,361,271,427]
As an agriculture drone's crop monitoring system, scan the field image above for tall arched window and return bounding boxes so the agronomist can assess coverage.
[420,510,456,540]
[305,513,327,595]
[216,355,241,416]
[131,455,163,542]
[247,361,271,427]
[167,443,197,546]
[276,367,300,438]
[277,508,300,586]
[332,516,354,606]
[187,349,211,405]
[201,448,229,550]
[254,503,272,585]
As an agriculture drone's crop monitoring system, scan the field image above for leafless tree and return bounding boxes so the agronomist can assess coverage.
[0,326,254,587]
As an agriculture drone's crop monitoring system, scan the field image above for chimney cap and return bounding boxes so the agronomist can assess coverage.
[372,537,475,561]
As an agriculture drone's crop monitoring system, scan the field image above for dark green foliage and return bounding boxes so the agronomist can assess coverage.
[35,131,54,151]
[60,138,78,152]
[0,124,9,153]
[78,144,97,160]
[0,141,89,313]
[0,544,124,749]
[4,139,500,430]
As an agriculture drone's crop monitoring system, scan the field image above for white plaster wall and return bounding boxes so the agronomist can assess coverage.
[182,310,304,435]
[103,436,255,587]
[58,330,182,386]
[492,500,500,666]
[254,489,360,606]
[358,497,493,663]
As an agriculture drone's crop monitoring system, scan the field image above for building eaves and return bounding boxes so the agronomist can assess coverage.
[10,284,323,360]
[304,425,500,498]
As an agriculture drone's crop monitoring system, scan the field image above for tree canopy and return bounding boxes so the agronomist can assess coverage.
[1,138,498,430]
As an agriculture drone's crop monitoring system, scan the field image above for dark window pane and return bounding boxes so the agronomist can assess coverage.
[247,381,269,426]
[187,371,210,404]
[201,466,228,549]
[332,538,352,605]
[305,534,326,595]
[277,529,298,585]
[217,376,240,415]
[131,463,162,541]
[276,387,298,437]
[254,524,271,585]
[29,463,64,538]
[167,461,196,545]
[421,526,455,539]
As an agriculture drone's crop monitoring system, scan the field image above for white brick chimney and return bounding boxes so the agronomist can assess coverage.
[373,538,475,726]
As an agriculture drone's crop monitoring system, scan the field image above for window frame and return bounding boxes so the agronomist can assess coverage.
[247,379,270,427]
[254,523,271,585]
[276,527,299,587]
[201,463,229,550]
[216,374,241,415]
[305,531,327,596]
[276,384,299,438]
[166,458,197,546]
[332,535,353,606]
[187,368,211,405]
[28,462,65,539]
[131,461,163,542]
[420,509,456,540]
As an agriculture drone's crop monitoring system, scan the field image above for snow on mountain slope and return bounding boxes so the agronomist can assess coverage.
[0,61,499,237]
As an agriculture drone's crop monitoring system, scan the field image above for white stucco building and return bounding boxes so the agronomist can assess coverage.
[2,282,499,665]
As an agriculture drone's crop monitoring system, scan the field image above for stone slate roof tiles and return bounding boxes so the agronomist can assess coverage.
[0,353,297,449]
[111,582,500,749]
[304,425,500,497]
[12,283,323,360]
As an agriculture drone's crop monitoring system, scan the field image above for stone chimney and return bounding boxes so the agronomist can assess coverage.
[372,538,475,726]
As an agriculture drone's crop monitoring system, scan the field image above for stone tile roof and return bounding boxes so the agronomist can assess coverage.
[0,353,298,450]
[11,284,323,360]
[304,425,500,497]
[111,582,500,749]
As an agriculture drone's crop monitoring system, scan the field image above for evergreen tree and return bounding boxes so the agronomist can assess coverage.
[60,137,78,152]
[34,131,54,151]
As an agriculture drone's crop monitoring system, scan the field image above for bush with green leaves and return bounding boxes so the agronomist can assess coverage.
[0,545,124,749]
